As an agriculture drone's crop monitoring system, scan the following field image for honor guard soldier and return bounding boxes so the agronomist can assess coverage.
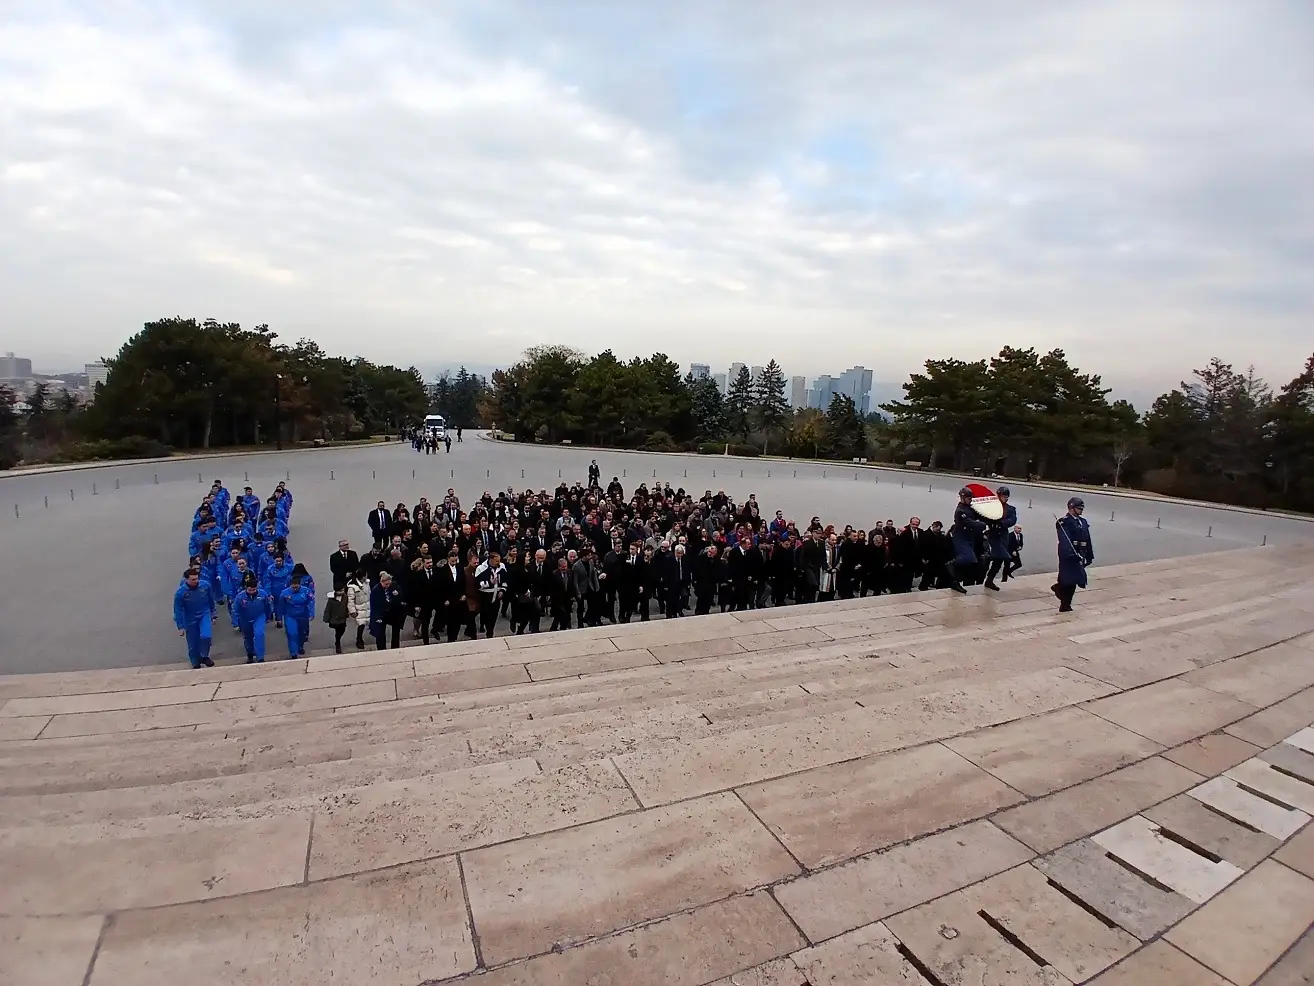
[1054,497,1094,612]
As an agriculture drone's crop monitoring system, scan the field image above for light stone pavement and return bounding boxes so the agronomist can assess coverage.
[2,544,1314,984]
[1,434,1311,674]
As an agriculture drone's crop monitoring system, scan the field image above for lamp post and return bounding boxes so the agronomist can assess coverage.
[274,374,283,451]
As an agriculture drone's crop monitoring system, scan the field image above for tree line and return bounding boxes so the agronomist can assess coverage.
[484,345,1314,512]
[0,317,488,467]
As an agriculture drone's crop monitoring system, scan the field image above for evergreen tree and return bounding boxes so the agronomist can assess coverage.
[0,385,20,468]
[25,382,49,442]
[725,365,754,442]
[823,393,865,459]
[691,376,725,441]
[753,359,789,433]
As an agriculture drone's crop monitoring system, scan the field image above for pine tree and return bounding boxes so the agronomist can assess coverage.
[753,359,789,433]
[691,376,725,441]
[823,393,864,459]
[725,365,754,442]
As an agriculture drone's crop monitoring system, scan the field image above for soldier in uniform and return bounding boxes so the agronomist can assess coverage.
[983,486,1019,591]
[1054,497,1094,612]
[946,487,987,594]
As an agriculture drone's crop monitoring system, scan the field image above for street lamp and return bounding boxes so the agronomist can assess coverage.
[274,374,283,451]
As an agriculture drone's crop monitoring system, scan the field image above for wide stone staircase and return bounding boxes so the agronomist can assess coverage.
[3,544,1314,985]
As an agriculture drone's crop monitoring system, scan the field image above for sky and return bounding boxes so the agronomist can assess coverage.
[2,1,1312,404]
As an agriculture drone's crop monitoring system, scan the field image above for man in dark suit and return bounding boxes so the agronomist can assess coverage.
[329,540,360,584]
[892,517,924,593]
[367,501,393,549]
[437,550,466,642]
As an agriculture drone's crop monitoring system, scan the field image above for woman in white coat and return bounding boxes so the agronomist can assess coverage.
[347,568,371,650]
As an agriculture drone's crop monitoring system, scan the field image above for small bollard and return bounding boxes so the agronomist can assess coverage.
[92,482,97,495]
[286,470,290,481]
[330,470,335,481]
[623,469,626,478]
[901,480,905,488]
[652,469,656,478]
[928,483,932,493]
[823,470,827,478]
[244,471,248,482]
[12,504,17,518]
[767,470,771,478]
[521,469,525,478]
[115,478,119,489]
[1206,526,1212,538]
[450,470,454,479]
[70,488,75,501]
[486,469,490,477]
[713,469,716,478]
[794,470,797,478]
[558,470,561,478]
[1262,533,1267,546]
[1110,510,1115,522]
[154,474,158,484]
[412,469,416,479]
[1156,517,1161,529]
[683,469,687,478]
[853,473,857,480]
[44,495,49,508]
[372,470,376,479]
[198,472,202,483]
[1027,498,1032,508]
[740,469,744,478]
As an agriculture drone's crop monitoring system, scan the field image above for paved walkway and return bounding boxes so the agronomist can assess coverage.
[2,545,1314,984]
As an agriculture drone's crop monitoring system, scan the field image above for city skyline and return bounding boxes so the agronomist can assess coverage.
[1,4,1309,398]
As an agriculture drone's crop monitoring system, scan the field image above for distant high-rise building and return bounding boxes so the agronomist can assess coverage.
[0,352,32,380]
[712,372,727,395]
[689,363,710,381]
[807,374,837,410]
[727,362,747,387]
[790,375,807,409]
[85,360,109,389]
[750,365,765,386]
[837,365,875,415]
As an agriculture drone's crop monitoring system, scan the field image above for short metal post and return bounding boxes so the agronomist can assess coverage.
[412,469,415,479]
[12,504,17,518]
[154,474,158,484]
[1156,517,1161,528]
[928,483,932,493]
[1206,526,1212,538]
[330,470,334,480]
[521,469,525,478]
[1262,533,1267,546]
[70,489,74,501]
[244,471,248,482]
[44,495,49,508]
[286,470,290,481]
[1110,511,1115,521]
[823,470,827,478]
[92,482,97,495]
[372,470,376,479]
[115,478,120,489]
[198,473,202,483]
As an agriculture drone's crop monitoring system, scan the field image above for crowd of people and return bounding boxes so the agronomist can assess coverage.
[339,464,1092,652]
[173,461,1096,666]
[175,479,305,666]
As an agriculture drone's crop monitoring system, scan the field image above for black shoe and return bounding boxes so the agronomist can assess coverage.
[246,655,255,664]
[334,644,342,654]
[985,579,1000,591]
[1058,604,1073,613]
[201,657,215,668]
[1051,583,1061,599]
[950,583,968,594]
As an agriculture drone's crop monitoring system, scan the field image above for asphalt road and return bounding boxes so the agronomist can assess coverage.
[2,435,1310,674]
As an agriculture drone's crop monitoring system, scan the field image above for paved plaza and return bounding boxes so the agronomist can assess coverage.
[1,436,1311,673]
[2,543,1314,984]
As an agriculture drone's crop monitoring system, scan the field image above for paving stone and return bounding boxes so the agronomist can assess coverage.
[89,858,475,986]
[1165,859,1314,986]
[773,819,1034,942]
[1287,726,1314,755]
[995,756,1203,853]
[737,627,834,652]
[0,681,219,717]
[1227,757,1314,813]
[1032,839,1195,941]
[1253,924,1314,986]
[1086,939,1234,985]
[527,647,659,681]
[0,813,310,915]
[1274,821,1314,880]
[395,662,531,698]
[945,706,1163,797]
[0,915,104,986]
[1262,741,1314,785]
[1186,643,1314,708]
[885,885,1071,986]
[1092,814,1244,903]
[1063,642,1200,689]
[959,864,1141,982]
[212,660,413,699]
[462,792,800,966]
[790,921,928,985]
[1163,732,1262,776]
[1188,776,1311,840]
[737,743,1024,869]
[1082,679,1257,747]
[1225,688,1314,747]
[1145,793,1282,869]
[706,957,809,986]
[644,636,746,664]
[474,892,804,986]
[308,759,635,880]
[0,714,51,741]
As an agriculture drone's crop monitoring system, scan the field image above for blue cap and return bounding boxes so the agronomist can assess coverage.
[1068,497,1085,509]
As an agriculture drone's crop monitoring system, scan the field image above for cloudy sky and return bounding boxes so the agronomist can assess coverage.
[2,1,1311,400]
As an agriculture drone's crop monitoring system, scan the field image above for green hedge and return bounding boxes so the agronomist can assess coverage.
[696,442,761,458]
[47,437,173,463]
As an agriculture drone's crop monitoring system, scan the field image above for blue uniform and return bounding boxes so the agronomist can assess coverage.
[279,584,314,656]
[173,582,217,667]
[263,561,294,620]
[234,589,273,660]
[200,555,224,606]
[950,505,986,566]
[1057,514,1094,588]
[986,503,1019,560]
[240,493,261,519]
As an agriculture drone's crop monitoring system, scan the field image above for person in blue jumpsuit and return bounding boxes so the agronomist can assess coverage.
[221,551,254,627]
[279,573,314,657]
[945,487,987,594]
[173,568,217,668]
[1054,497,1094,612]
[240,487,261,521]
[983,486,1019,591]
[262,553,294,628]
[234,573,273,662]
[291,563,315,651]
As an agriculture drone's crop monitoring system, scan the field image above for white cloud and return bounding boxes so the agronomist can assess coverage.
[0,0,1310,400]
